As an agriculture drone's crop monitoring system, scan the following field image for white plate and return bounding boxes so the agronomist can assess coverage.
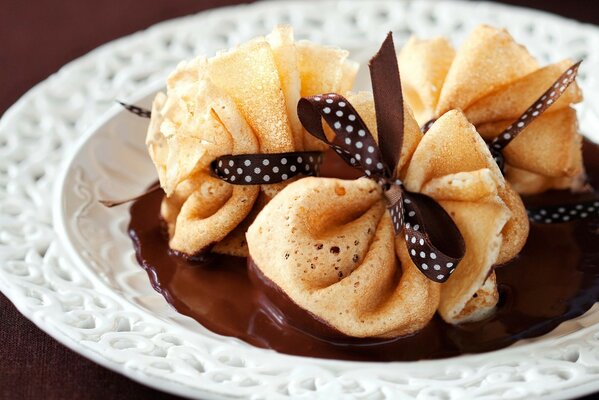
[2,1,599,399]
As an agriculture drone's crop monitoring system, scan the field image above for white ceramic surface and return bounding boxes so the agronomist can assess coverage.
[2,1,599,399]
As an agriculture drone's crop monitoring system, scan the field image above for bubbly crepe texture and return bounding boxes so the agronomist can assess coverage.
[398,24,584,194]
[147,25,358,256]
[247,104,529,337]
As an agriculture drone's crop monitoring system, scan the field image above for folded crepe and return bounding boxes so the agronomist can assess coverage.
[146,25,358,257]
[405,110,529,324]
[247,94,529,338]
[398,24,584,194]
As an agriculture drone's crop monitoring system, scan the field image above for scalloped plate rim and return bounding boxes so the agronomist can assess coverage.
[1,0,599,399]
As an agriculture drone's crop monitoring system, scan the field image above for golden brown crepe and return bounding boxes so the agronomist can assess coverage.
[147,25,358,256]
[398,25,584,194]
[247,96,529,337]
[404,110,528,324]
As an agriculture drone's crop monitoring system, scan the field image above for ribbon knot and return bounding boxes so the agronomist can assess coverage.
[297,33,465,283]
[383,182,404,232]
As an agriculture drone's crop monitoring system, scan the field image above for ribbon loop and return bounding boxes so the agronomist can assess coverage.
[403,192,465,281]
[298,94,388,179]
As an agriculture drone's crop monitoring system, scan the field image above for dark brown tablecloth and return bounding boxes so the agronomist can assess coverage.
[1,1,598,399]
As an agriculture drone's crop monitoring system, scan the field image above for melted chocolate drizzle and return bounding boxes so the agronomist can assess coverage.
[128,141,599,362]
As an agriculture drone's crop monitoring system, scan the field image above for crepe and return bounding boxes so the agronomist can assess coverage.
[404,110,528,324]
[147,25,358,256]
[398,25,584,194]
[247,97,529,338]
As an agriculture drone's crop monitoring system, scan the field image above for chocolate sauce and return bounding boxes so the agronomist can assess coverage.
[128,142,599,361]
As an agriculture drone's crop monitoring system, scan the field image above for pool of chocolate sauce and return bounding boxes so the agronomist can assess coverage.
[128,140,599,361]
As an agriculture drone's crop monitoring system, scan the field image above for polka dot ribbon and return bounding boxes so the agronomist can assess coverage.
[419,63,598,225]
[118,101,151,118]
[489,61,582,172]
[421,62,582,150]
[115,101,325,185]
[210,152,323,184]
[296,32,465,283]
[527,200,599,224]
[489,61,599,225]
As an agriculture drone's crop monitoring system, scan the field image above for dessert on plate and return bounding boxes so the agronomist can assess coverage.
[114,25,599,361]
[146,25,357,256]
[248,33,528,335]
[399,25,584,194]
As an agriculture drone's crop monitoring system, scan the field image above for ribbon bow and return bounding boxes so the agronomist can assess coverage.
[297,33,465,283]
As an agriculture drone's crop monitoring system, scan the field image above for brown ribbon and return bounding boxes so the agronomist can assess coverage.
[419,62,595,224]
[117,101,151,118]
[108,102,325,206]
[211,152,323,184]
[489,61,582,172]
[297,32,465,283]
[488,61,597,224]
[527,200,599,223]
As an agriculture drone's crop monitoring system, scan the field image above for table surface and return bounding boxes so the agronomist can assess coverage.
[1,1,598,399]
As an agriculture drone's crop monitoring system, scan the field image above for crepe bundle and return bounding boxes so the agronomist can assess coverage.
[146,25,358,256]
[398,25,584,194]
[246,35,529,338]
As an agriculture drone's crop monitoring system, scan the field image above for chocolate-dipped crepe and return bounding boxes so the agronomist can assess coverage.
[146,26,358,256]
[120,25,599,359]
[398,25,584,194]
[246,35,529,337]
[247,111,528,336]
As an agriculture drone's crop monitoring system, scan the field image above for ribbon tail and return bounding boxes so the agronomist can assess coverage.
[99,182,162,207]
[369,32,404,175]
[298,95,386,178]
[117,101,152,118]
